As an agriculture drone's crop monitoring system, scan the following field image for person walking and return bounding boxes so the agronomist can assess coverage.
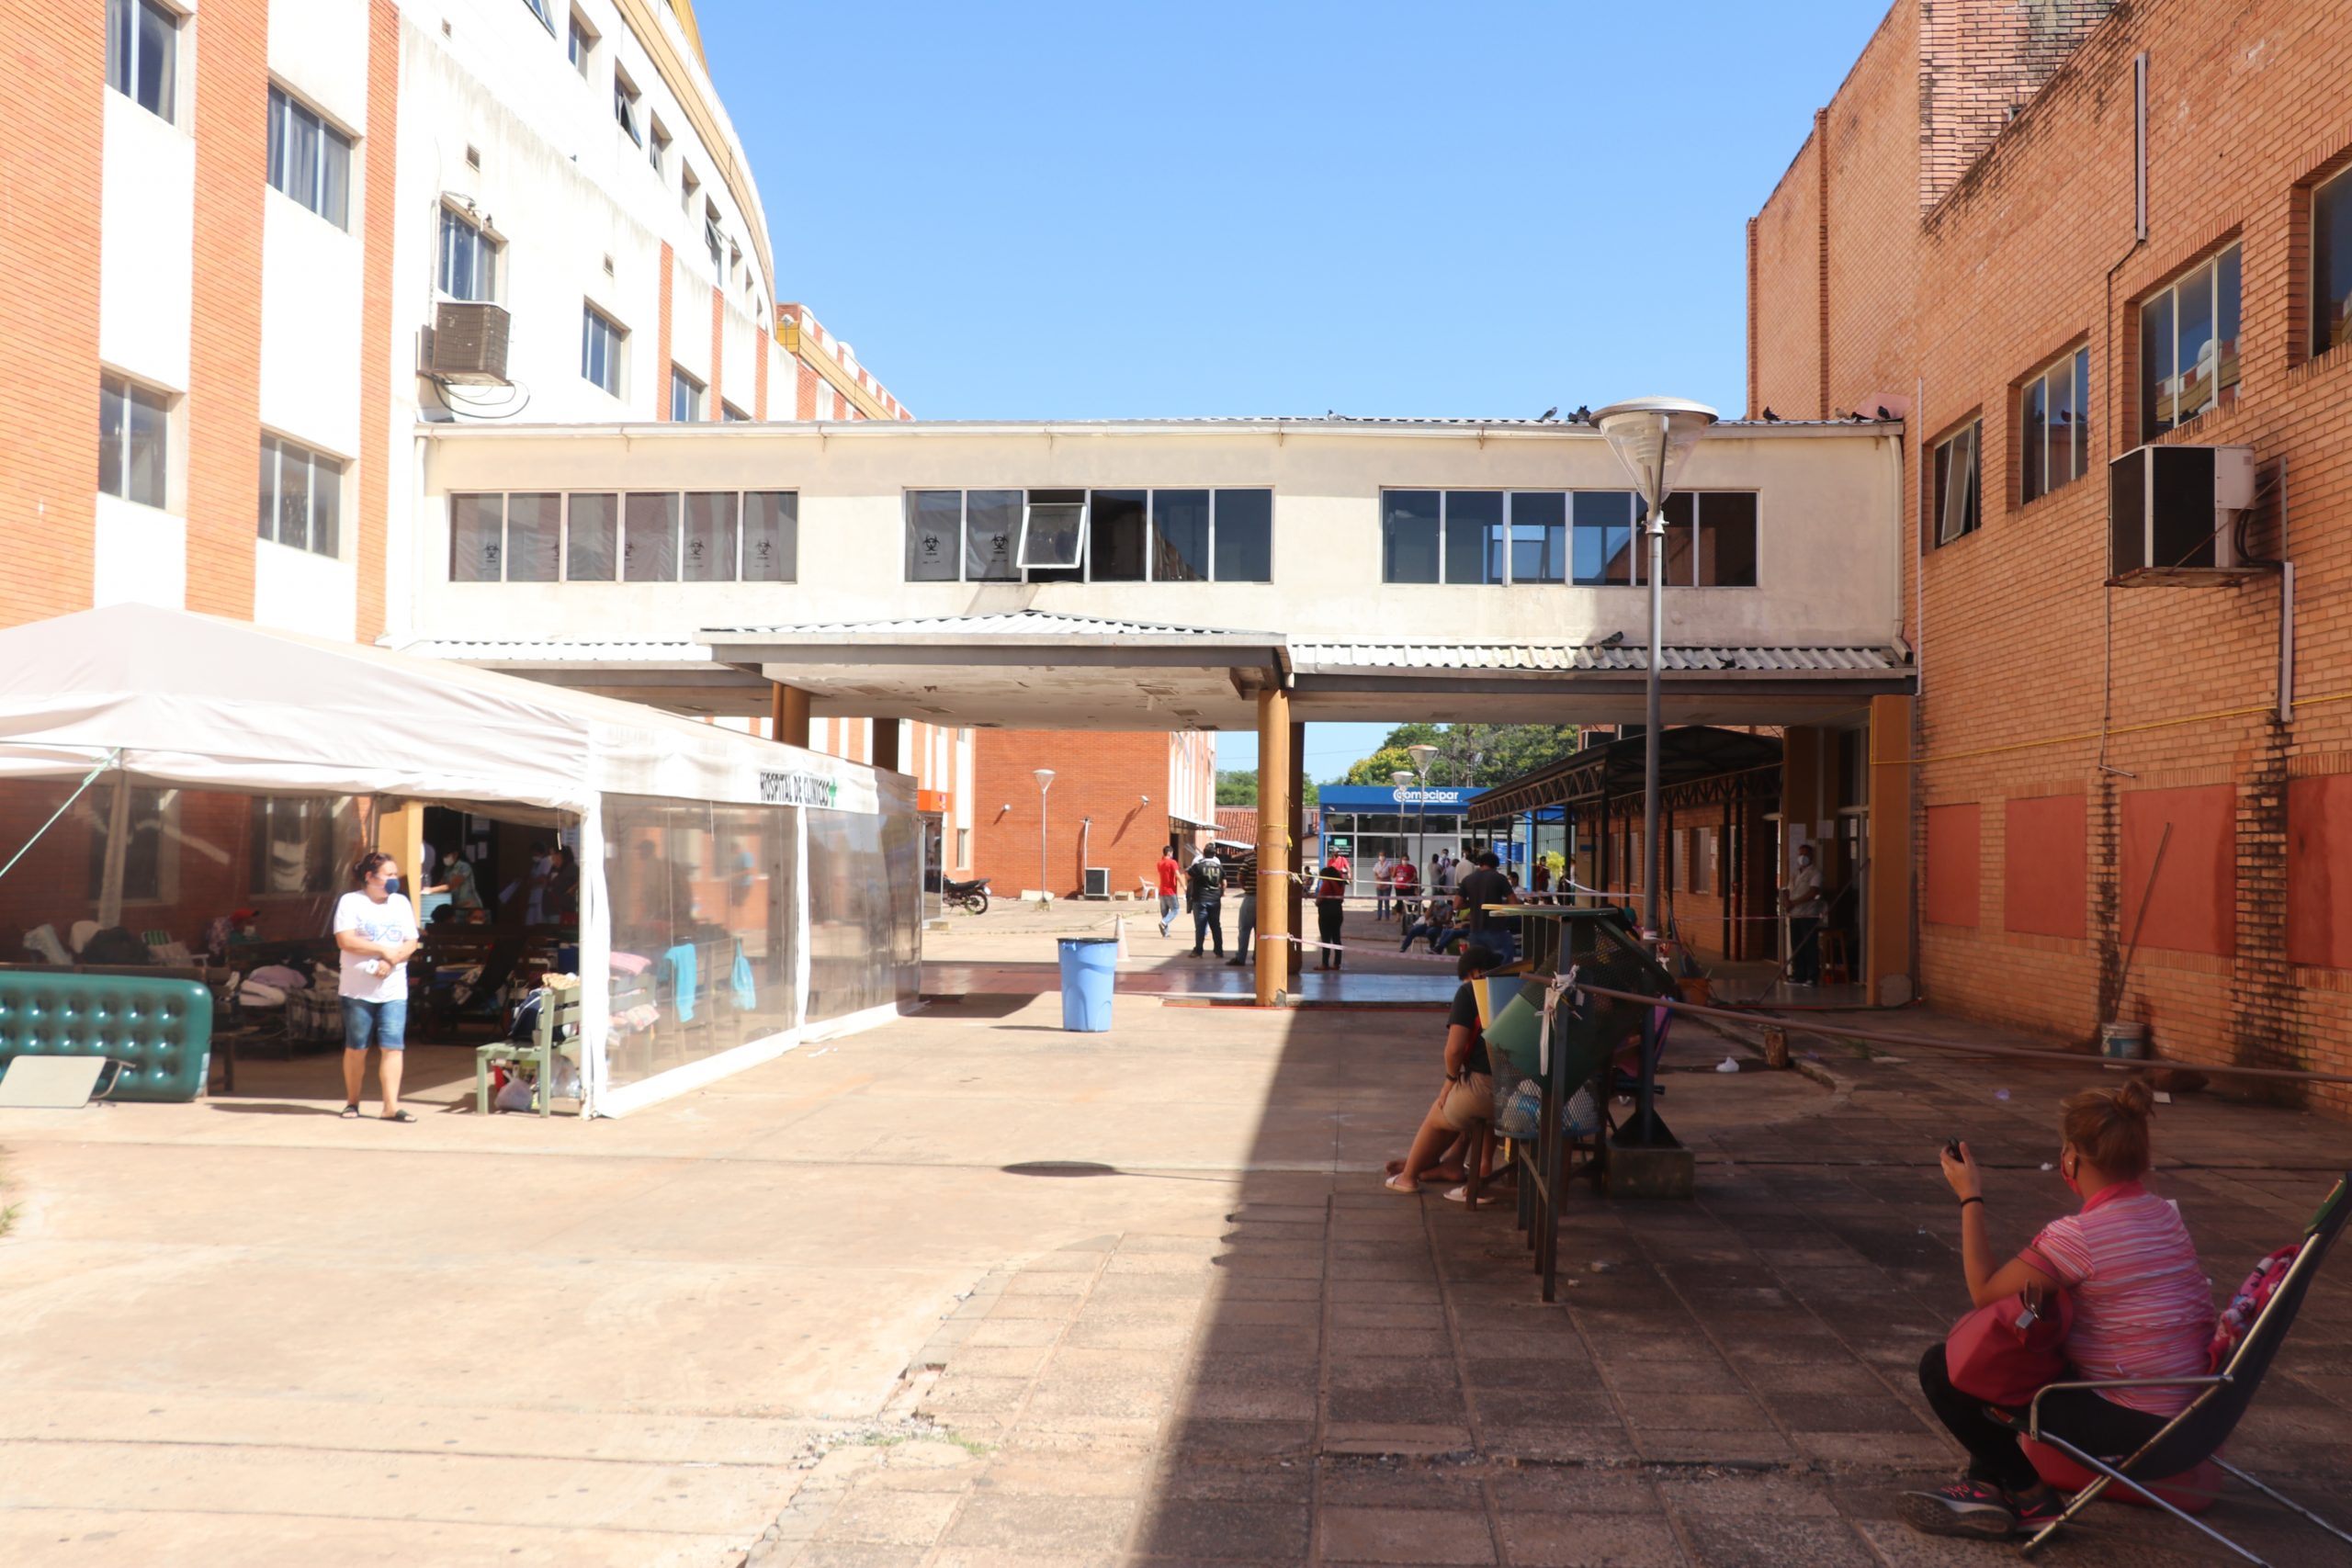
[1783,842,1826,987]
[1373,852,1394,919]
[335,851,421,1122]
[1391,855,1420,923]
[1454,850,1518,961]
[1188,848,1225,957]
[1315,847,1351,970]
[1156,843,1182,938]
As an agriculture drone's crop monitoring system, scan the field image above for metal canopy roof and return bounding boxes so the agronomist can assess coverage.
[1466,727,1783,823]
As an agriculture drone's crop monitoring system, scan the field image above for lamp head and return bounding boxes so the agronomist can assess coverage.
[1034,768,1056,792]
[1406,743,1440,773]
[1390,769,1415,788]
[1592,397,1719,520]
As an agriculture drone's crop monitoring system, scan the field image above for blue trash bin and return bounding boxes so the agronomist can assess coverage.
[1057,936,1118,1032]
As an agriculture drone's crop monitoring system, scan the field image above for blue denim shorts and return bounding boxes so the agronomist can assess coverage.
[342,997,408,1052]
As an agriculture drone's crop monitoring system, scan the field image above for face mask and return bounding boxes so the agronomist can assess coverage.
[381,876,401,896]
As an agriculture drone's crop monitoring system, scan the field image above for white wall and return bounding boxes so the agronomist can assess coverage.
[271,0,372,134]
[98,92,195,396]
[259,196,366,458]
[417,423,1908,651]
[92,495,187,611]
[254,535,361,640]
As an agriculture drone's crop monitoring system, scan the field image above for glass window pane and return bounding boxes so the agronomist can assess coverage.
[1211,489,1272,582]
[1662,493,1695,585]
[267,88,288,194]
[1152,490,1210,581]
[319,125,350,228]
[507,492,560,581]
[1019,496,1086,570]
[107,0,131,96]
[136,0,174,119]
[681,491,738,581]
[287,104,320,217]
[98,378,126,499]
[126,384,167,509]
[2141,284,2174,441]
[906,491,961,581]
[1444,491,1504,584]
[277,446,311,548]
[1382,490,1441,583]
[2177,262,2216,420]
[1088,491,1148,581]
[2071,348,2091,481]
[2318,174,2352,355]
[965,491,1020,581]
[1697,493,1758,586]
[1509,492,1566,584]
[1573,491,1634,585]
[2021,372,2046,502]
[743,492,796,581]
[311,454,342,557]
[622,493,678,581]
[566,493,618,581]
[2217,244,2241,397]
[257,438,277,539]
[450,494,503,581]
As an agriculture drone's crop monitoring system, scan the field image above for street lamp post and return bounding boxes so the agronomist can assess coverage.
[1405,740,1439,912]
[1033,768,1056,902]
[1593,398,1718,943]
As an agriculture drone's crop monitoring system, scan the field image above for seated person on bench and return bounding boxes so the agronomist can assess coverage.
[1902,1080,2214,1541]
[1400,899,1459,954]
[1382,946,1502,1198]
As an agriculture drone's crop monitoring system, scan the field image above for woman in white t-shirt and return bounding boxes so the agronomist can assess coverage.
[335,851,422,1122]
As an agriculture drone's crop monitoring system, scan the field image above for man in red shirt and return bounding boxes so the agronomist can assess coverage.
[1156,843,1182,938]
[1315,849,1351,969]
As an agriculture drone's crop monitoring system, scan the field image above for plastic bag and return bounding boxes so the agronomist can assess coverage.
[547,1052,583,1103]
[493,1074,537,1113]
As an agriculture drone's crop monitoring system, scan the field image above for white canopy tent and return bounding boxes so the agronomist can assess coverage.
[0,604,903,1115]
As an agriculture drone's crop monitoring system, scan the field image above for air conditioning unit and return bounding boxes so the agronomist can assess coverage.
[2108,442,2256,583]
[1082,867,1111,899]
[420,301,511,385]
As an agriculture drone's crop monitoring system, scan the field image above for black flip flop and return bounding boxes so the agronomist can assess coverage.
[380,1109,417,1122]
[340,1104,360,1119]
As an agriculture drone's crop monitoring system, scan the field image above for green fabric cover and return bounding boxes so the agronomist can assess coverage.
[0,972,212,1102]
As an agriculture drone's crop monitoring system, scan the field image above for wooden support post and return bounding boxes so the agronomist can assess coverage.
[870,718,900,773]
[1287,719,1306,982]
[1255,687,1291,1007]
[770,682,810,749]
[1865,694,1915,1006]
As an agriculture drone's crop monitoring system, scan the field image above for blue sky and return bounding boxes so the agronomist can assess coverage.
[696,0,1894,777]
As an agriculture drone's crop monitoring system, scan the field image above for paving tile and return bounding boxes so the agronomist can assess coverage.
[1495,1511,1685,1567]
[1330,1327,1456,1359]
[1629,1429,1795,1463]
[1329,1356,1464,1393]
[941,1494,1138,1554]
[1317,1462,1487,1510]
[1617,1393,1775,1432]
[1758,1391,1932,1434]
[1320,1506,1497,1564]
[1128,1497,1311,1560]
[965,1317,1068,1348]
[1464,1356,1600,1390]
[1651,1472,1837,1517]
[1328,1384,1468,1426]
[1674,1513,1873,1568]
[792,1545,933,1568]
[1487,1469,1661,1514]
[814,1486,966,1546]
[1167,1418,1317,1459]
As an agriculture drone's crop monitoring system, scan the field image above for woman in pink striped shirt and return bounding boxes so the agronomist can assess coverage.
[1902,1079,2216,1540]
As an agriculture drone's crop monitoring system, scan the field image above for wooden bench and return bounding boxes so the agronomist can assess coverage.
[475,983,582,1117]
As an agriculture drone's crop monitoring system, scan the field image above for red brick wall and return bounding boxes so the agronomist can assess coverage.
[0,4,103,626]
[356,0,399,642]
[971,730,1175,899]
[185,0,269,620]
[754,325,769,419]
[1752,0,2352,1100]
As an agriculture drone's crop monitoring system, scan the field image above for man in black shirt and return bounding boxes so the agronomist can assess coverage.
[1453,850,1518,961]
[1381,946,1502,1193]
[1188,849,1225,957]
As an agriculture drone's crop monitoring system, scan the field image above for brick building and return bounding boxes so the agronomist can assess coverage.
[1750,0,2352,1101]
[968,729,1216,900]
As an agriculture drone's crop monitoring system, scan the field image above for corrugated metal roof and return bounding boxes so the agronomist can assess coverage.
[704,609,1276,641]
[392,637,717,664]
[1288,643,1905,673]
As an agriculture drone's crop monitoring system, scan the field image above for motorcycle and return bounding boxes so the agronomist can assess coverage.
[944,875,991,915]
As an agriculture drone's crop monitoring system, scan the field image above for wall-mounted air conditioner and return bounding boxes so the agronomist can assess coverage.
[2108,442,2256,583]
[1082,867,1111,899]
[419,301,511,385]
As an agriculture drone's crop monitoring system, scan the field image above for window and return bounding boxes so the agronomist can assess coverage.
[681,492,737,581]
[1658,493,1759,586]
[1382,491,1441,582]
[567,9,595,73]
[670,367,704,423]
[257,435,345,558]
[581,304,625,396]
[450,494,504,581]
[1572,491,1641,585]
[106,0,177,122]
[504,493,560,581]
[614,69,643,147]
[742,492,797,581]
[1932,421,1983,545]
[623,493,678,581]
[249,796,356,895]
[681,164,701,216]
[266,86,353,230]
[704,210,725,275]
[1444,492,1505,585]
[99,374,171,510]
[2018,346,2091,503]
[1510,492,1567,584]
[2312,165,2352,358]
[648,118,671,176]
[436,207,498,301]
[904,489,1270,582]
[2140,243,2241,440]
[566,493,617,581]
[722,400,750,423]
[520,0,557,35]
[87,785,168,903]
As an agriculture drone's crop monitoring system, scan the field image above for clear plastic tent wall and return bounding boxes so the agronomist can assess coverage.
[0,605,919,1115]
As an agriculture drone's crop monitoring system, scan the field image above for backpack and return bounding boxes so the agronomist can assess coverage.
[2210,1245,2299,1371]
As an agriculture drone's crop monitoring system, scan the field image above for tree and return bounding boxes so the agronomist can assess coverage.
[1216,770,1257,806]
[1338,724,1581,789]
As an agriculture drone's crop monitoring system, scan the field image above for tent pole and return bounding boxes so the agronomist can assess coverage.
[97,771,131,930]
[578,799,610,1116]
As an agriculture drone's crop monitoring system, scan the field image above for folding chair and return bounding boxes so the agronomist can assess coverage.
[2015,1171,2352,1564]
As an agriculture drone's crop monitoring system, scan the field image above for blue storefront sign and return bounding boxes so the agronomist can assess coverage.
[1316,784,1481,811]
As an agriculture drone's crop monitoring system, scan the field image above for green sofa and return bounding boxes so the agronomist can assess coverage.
[0,970,213,1102]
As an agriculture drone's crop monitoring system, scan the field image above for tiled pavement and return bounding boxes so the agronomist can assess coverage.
[747,1021,2352,1568]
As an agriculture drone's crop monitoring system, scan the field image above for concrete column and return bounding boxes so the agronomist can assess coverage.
[1866,694,1915,1005]
[1254,688,1291,1008]
[376,799,427,901]
[1287,719,1306,982]
[870,718,900,773]
[770,682,810,749]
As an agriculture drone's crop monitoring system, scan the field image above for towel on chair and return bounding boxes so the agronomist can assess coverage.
[663,943,697,1022]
